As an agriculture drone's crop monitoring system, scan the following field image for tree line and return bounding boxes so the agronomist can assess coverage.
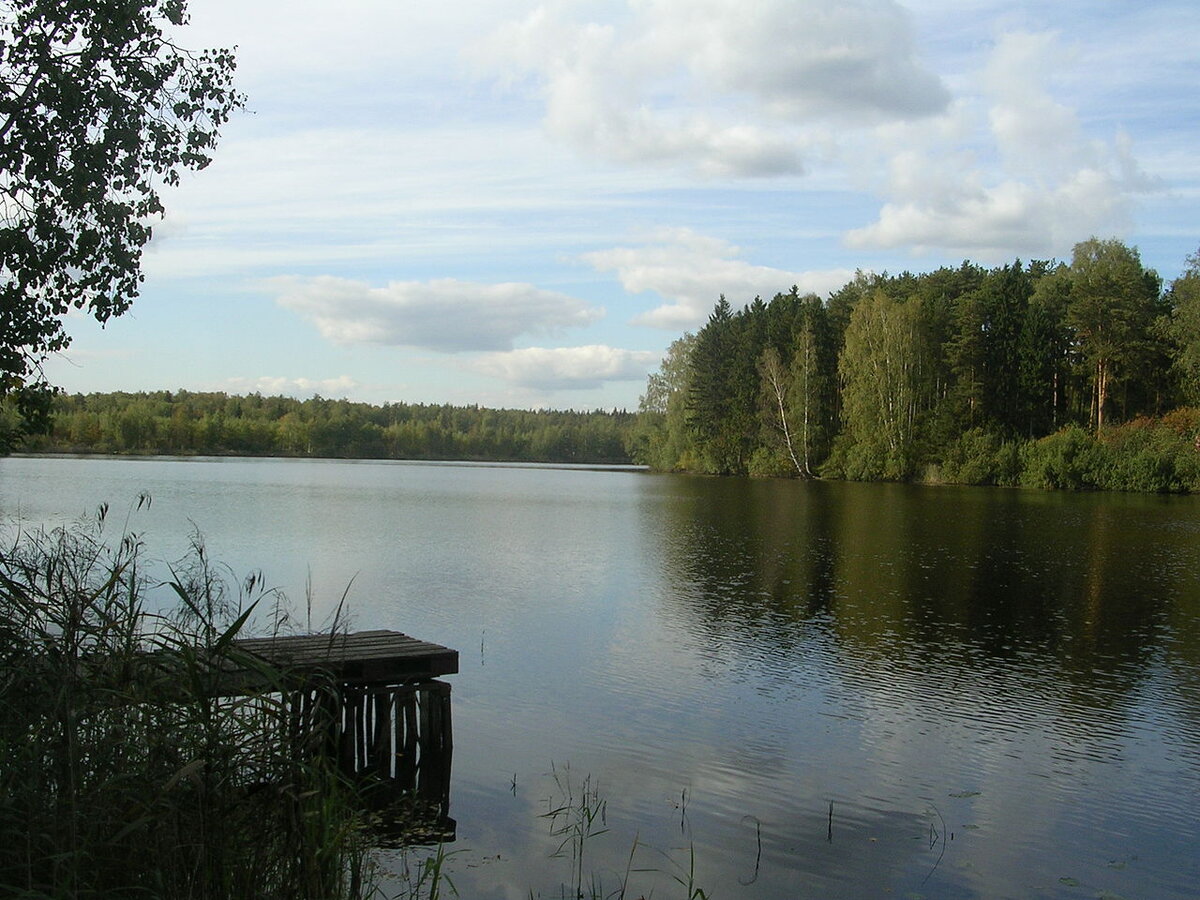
[9,237,1200,491]
[15,391,636,464]
[631,238,1200,492]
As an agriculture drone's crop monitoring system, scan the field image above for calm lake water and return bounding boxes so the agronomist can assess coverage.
[2,455,1199,899]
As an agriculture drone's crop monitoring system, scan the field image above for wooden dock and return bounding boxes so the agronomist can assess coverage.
[234,629,458,842]
[235,629,459,683]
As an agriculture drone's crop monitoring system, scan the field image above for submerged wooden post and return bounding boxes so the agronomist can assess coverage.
[416,680,452,812]
[371,690,392,779]
[399,687,419,791]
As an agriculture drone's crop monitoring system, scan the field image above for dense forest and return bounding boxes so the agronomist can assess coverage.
[8,237,1200,491]
[12,392,636,464]
[630,238,1200,492]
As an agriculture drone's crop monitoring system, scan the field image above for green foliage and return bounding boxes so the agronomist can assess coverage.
[22,390,637,464]
[994,440,1023,487]
[1018,274,1073,436]
[1166,248,1200,404]
[1016,414,1200,493]
[0,0,243,409]
[822,430,913,482]
[1066,238,1164,431]
[632,334,699,470]
[0,383,55,453]
[756,346,802,475]
[945,262,1033,434]
[637,239,1200,493]
[749,294,834,478]
[688,296,753,474]
[746,445,795,477]
[939,428,1021,486]
[652,289,841,476]
[1094,414,1200,492]
[1019,426,1106,490]
[0,512,376,898]
[837,289,930,479]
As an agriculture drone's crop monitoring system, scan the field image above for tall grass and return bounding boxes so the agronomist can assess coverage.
[0,506,377,899]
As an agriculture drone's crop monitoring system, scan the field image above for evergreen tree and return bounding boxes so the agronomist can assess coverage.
[688,297,742,473]
[945,262,1032,434]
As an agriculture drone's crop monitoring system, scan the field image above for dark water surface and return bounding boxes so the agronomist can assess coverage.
[3,456,1199,898]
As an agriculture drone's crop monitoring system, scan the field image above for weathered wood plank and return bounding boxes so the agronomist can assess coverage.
[234,629,458,684]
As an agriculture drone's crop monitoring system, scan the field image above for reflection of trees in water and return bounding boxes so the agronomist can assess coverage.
[648,477,1199,712]
[652,477,837,639]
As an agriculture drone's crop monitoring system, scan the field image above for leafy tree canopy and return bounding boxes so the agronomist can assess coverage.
[634,238,1200,491]
[1167,247,1200,404]
[0,0,242,419]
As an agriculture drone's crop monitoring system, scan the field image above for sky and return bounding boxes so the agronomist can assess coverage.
[42,0,1200,412]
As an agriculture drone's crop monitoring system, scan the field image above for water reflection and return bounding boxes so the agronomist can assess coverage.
[4,457,1199,898]
[651,477,1195,682]
[643,476,1200,898]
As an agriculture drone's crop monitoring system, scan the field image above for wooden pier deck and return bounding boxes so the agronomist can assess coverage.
[233,629,459,842]
[234,629,459,683]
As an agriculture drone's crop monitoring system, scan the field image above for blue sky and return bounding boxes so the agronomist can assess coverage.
[43,0,1200,411]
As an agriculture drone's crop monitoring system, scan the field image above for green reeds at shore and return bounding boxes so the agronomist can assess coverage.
[0,507,377,899]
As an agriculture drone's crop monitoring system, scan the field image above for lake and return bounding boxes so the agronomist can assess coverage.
[2,455,1198,899]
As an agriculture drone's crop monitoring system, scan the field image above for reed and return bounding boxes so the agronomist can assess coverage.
[532,765,714,900]
[392,841,459,900]
[541,763,609,900]
[0,509,377,899]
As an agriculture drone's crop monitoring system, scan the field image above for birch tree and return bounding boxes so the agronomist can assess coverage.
[757,346,804,475]
[838,289,931,476]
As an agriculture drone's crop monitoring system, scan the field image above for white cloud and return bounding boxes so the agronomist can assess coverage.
[846,30,1161,259]
[983,31,1083,180]
[635,0,949,118]
[470,345,659,390]
[583,228,855,329]
[847,169,1128,257]
[480,0,948,177]
[221,375,359,398]
[270,275,603,352]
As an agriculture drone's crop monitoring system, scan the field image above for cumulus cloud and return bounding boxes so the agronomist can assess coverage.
[846,31,1161,258]
[480,0,948,176]
[583,228,855,329]
[271,275,603,352]
[983,31,1084,180]
[636,0,949,118]
[469,345,660,390]
[221,375,359,398]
